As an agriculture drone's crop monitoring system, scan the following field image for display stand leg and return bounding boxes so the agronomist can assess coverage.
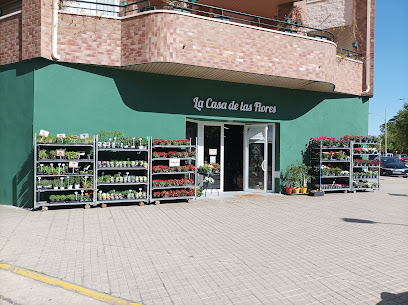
[188,199,193,204]
[101,203,107,208]
[155,200,160,205]
[84,204,91,209]
[139,201,144,206]
[41,206,48,212]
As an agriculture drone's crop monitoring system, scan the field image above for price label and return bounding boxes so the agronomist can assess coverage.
[169,158,180,167]
[70,134,79,139]
[56,149,65,157]
[209,149,217,156]
[57,134,66,138]
[39,129,49,137]
[80,133,89,139]
[69,161,79,168]
[77,151,86,156]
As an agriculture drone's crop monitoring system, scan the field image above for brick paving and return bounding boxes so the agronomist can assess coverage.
[1,176,407,305]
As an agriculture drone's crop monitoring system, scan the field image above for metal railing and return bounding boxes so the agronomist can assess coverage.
[62,0,335,41]
[337,47,363,60]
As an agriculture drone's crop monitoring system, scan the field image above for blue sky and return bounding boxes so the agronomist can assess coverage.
[368,0,408,135]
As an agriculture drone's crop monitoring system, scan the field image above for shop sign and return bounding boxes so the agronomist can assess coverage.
[39,129,49,137]
[209,149,217,156]
[193,97,277,114]
[69,161,79,168]
[56,149,65,157]
[169,158,180,167]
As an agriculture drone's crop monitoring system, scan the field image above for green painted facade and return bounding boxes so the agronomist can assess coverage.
[0,62,35,208]
[0,59,369,207]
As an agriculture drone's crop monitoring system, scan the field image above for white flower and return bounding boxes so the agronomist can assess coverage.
[204,177,215,184]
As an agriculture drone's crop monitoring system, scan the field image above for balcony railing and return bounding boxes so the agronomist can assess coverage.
[337,48,363,60]
[62,0,335,41]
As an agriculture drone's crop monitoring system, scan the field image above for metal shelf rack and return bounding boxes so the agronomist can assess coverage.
[34,133,97,210]
[95,135,150,206]
[150,138,197,204]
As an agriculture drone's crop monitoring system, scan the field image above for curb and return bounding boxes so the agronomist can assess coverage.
[0,263,142,305]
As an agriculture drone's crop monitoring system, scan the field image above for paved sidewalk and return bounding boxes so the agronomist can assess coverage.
[1,177,407,305]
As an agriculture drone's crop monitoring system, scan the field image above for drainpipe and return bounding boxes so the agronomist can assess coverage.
[51,0,60,60]
[362,0,371,94]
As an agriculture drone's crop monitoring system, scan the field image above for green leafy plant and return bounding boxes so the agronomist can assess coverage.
[38,150,48,160]
[49,150,57,160]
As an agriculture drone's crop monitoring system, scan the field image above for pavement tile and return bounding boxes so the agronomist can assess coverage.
[0,176,407,305]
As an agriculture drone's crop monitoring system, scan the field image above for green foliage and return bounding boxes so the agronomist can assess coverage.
[380,103,408,153]
[284,161,311,188]
[38,149,48,160]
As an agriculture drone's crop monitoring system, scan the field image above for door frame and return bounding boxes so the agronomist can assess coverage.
[244,124,268,193]
[186,119,276,193]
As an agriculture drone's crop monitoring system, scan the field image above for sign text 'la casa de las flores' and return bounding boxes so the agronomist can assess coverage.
[193,97,277,114]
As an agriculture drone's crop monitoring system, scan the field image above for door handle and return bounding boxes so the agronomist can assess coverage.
[261,160,267,172]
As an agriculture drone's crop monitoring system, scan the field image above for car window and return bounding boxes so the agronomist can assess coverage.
[381,157,404,164]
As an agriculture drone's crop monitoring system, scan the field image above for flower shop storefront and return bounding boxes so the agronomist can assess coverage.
[186,119,278,193]
[1,60,371,207]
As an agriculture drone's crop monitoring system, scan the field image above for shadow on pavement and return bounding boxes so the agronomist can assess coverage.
[342,218,408,227]
[377,291,408,304]
[388,193,408,197]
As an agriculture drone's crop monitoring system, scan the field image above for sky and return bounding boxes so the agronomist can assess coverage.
[368,0,408,135]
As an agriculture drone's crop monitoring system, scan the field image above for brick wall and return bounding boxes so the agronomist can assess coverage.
[21,0,42,60]
[57,13,121,66]
[334,57,363,95]
[0,13,22,65]
[122,12,340,87]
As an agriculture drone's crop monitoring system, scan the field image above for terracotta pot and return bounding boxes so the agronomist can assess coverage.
[300,187,307,193]
[293,188,300,194]
[285,187,293,194]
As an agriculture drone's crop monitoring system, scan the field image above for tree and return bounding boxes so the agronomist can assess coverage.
[380,103,408,153]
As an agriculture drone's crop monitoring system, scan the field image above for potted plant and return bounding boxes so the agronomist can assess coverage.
[284,165,294,194]
[49,150,57,160]
[38,150,48,160]
[74,176,81,189]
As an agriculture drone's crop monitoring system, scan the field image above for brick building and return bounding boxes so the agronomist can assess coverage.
[0,0,375,206]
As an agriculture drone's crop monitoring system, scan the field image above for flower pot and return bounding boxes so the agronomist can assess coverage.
[285,187,293,194]
[293,188,300,194]
[300,187,307,193]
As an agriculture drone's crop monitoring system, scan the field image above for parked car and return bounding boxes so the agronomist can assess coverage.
[396,154,408,163]
[379,157,408,177]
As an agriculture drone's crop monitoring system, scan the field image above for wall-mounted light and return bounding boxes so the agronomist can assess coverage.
[352,42,358,48]
[122,1,128,6]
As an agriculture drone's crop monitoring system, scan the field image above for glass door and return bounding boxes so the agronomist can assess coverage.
[244,125,268,192]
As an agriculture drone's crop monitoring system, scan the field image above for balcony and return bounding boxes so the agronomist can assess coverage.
[45,0,363,94]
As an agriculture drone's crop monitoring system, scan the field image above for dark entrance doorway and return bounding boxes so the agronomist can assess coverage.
[224,124,243,191]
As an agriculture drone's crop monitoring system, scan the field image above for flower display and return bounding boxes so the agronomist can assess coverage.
[153,189,195,198]
[321,184,349,189]
[198,163,220,173]
[152,151,196,158]
[204,177,215,184]
[310,135,379,147]
[152,164,195,173]
[153,139,191,146]
[152,178,194,187]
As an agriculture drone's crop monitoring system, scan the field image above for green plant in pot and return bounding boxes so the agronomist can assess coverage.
[49,150,57,160]
[283,165,294,194]
[38,149,48,160]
